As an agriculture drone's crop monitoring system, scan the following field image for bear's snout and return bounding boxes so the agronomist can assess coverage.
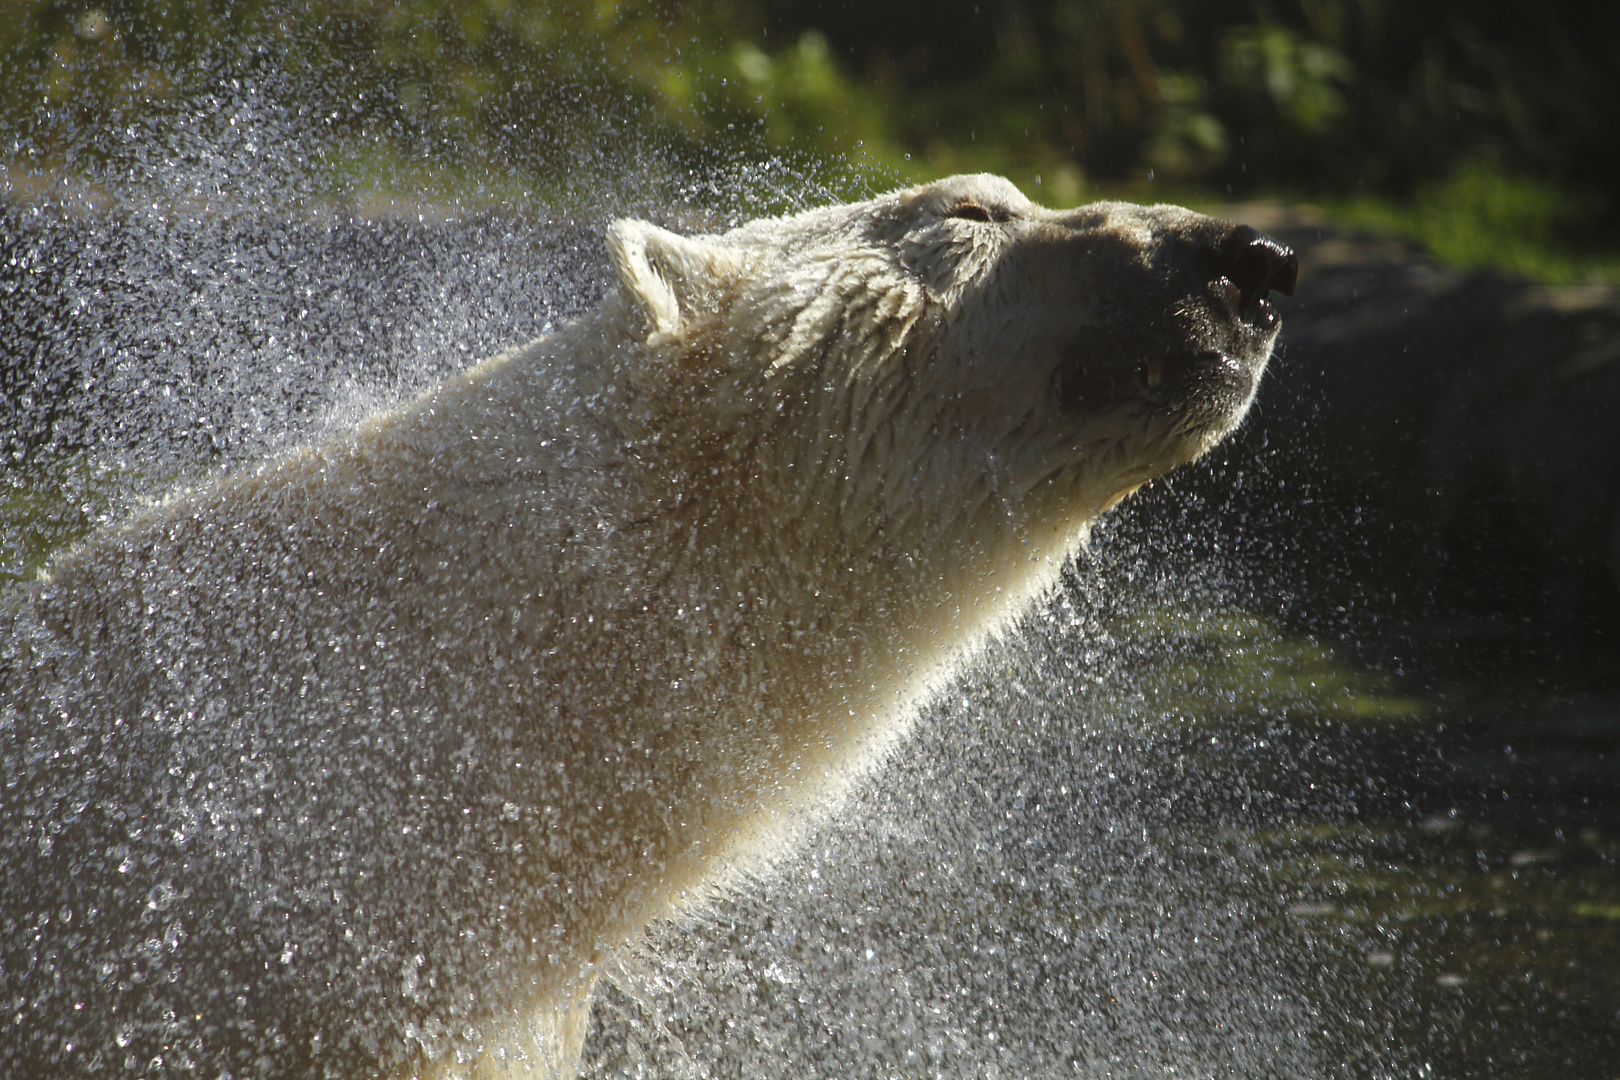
[1211,224,1298,330]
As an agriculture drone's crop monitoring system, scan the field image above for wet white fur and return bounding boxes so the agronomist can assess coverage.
[18,175,1260,1079]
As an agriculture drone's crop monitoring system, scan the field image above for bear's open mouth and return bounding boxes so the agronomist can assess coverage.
[1212,225,1298,330]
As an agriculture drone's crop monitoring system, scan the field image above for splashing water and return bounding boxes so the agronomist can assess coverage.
[6,44,1612,1080]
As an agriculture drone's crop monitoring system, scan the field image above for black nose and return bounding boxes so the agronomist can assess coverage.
[1216,225,1298,312]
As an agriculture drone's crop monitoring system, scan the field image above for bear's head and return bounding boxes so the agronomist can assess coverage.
[605,173,1295,588]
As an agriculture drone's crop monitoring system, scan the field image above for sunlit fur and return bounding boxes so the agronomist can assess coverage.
[0,175,1280,1080]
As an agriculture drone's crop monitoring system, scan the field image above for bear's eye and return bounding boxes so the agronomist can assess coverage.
[946,201,1012,224]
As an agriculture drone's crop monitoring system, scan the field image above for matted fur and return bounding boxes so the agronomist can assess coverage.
[0,175,1286,1079]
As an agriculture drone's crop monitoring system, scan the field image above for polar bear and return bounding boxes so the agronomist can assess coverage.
[0,174,1296,1079]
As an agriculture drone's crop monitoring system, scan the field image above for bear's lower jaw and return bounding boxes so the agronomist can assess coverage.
[1154,347,1239,396]
[1053,345,1261,435]
[1163,347,1261,422]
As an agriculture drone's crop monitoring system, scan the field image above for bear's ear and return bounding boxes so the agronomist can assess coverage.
[606,219,736,340]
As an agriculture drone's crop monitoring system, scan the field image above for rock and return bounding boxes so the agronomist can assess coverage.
[1225,204,1620,647]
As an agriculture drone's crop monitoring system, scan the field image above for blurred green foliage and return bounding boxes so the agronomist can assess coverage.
[1325,161,1620,285]
[0,449,146,583]
[1101,607,1428,731]
[2,0,1617,272]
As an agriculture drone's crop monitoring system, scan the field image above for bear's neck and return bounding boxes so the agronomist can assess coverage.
[601,363,1098,832]
[375,298,1100,877]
